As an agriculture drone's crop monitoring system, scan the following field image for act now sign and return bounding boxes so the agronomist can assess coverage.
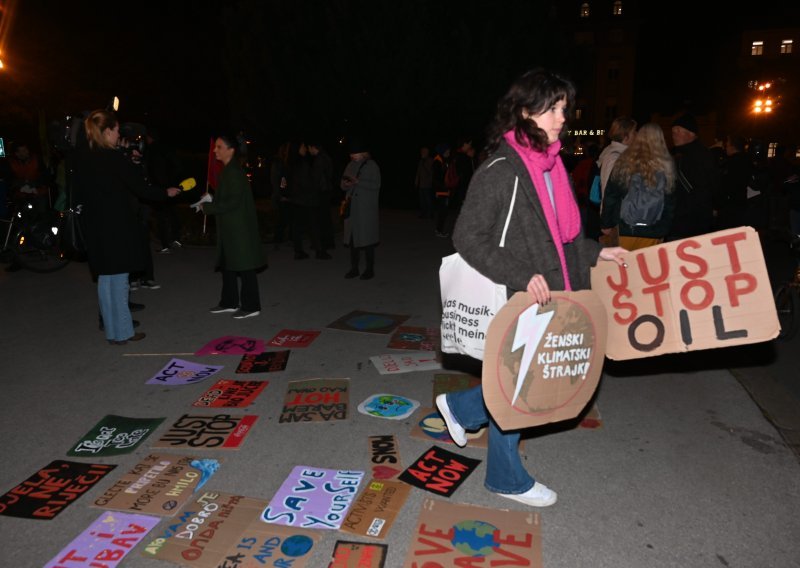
[590,227,779,360]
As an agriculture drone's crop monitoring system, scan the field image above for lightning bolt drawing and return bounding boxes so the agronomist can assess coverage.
[511,303,555,406]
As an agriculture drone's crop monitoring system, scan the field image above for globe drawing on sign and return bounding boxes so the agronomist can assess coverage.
[347,314,395,330]
[281,534,314,557]
[451,520,500,557]
[418,411,451,441]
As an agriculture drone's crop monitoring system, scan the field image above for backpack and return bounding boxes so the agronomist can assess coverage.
[589,175,602,205]
[620,173,666,227]
[444,161,460,190]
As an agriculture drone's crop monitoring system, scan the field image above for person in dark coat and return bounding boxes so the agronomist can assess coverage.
[716,135,751,230]
[197,134,266,319]
[666,113,719,240]
[308,139,335,257]
[286,142,320,260]
[436,69,627,508]
[74,110,180,345]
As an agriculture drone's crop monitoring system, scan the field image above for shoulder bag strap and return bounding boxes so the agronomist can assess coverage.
[498,176,518,248]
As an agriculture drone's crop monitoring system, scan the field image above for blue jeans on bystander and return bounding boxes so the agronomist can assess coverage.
[446,385,535,494]
[98,273,134,342]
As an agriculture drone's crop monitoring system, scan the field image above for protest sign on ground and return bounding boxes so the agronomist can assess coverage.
[279,378,349,423]
[143,491,319,567]
[403,498,542,568]
[67,415,164,457]
[44,511,160,567]
[327,311,409,334]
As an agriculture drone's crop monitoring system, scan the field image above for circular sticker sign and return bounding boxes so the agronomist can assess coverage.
[482,290,607,430]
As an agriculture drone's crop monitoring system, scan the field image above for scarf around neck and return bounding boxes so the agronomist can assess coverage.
[503,130,581,290]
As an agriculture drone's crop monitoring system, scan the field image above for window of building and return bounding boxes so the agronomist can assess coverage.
[768,142,777,159]
[580,2,590,17]
[781,40,793,55]
[575,108,583,120]
[751,41,764,56]
[613,1,623,15]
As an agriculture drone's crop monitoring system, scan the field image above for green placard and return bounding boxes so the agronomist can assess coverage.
[67,415,165,457]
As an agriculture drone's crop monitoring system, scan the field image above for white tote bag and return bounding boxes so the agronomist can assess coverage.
[439,177,518,360]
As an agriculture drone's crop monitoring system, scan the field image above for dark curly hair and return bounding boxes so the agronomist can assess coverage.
[485,68,575,153]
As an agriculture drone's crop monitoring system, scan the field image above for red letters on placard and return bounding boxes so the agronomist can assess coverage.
[605,230,757,352]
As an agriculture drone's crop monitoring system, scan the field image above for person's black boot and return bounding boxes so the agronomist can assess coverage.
[344,267,359,279]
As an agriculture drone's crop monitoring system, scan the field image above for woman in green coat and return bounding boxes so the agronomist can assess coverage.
[197,134,266,319]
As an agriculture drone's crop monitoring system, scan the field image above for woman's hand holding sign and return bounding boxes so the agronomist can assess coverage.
[527,247,627,305]
[598,246,628,267]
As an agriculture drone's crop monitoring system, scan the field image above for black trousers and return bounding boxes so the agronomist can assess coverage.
[349,237,374,271]
[221,269,260,312]
[292,204,322,253]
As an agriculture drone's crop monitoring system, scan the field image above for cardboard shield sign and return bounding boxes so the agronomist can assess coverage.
[483,291,607,430]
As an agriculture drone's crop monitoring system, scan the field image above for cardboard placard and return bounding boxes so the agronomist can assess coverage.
[358,394,419,420]
[279,378,349,423]
[262,466,365,530]
[327,311,409,334]
[590,227,779,360]
[369,352,441,375]
[192,379,268,408]
[399,447,480,497]
[267,329,321,348]
[143,492,319,568]
[236,350,291,373]
[146,358,224,385]
[195,335,265,356]
[409,407,489,449]
[386,325,440,351]
[329,541,388,568]
[340,479,411,539]
[403,498,542,568]
[67,415,164,457]
[0,461,115,520]
[483,291,607,430]
[45,511,160,568]
[93,453,219,516]
[367,435,403,480]
[152,414,258,449]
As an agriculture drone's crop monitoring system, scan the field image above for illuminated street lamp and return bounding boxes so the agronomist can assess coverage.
[752,81,776,115]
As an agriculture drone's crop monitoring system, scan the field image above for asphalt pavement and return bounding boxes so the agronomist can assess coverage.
[1,209,799,568]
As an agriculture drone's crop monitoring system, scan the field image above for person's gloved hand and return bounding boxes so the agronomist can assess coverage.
[190,192,213,213]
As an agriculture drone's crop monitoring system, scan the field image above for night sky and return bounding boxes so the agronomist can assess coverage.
[1,0,797,190]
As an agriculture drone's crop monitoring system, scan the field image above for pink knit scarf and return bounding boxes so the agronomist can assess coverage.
[503,130,581,290]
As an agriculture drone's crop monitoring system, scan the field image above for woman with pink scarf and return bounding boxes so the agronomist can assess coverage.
[436,69,626,507]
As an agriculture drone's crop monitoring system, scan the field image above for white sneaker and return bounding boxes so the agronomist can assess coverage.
[129,280,140,290]
[139,280,161,290]
[209,305,238,314]
[498,482,557,507]
[233,310,260,319]
[435,394,467,447]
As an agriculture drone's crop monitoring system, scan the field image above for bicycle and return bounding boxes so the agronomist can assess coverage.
[773,239,800,341]
[0,198,72,273]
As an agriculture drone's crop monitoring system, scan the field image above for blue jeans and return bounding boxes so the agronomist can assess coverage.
[446,385,535,494]
[98,273,134,341]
